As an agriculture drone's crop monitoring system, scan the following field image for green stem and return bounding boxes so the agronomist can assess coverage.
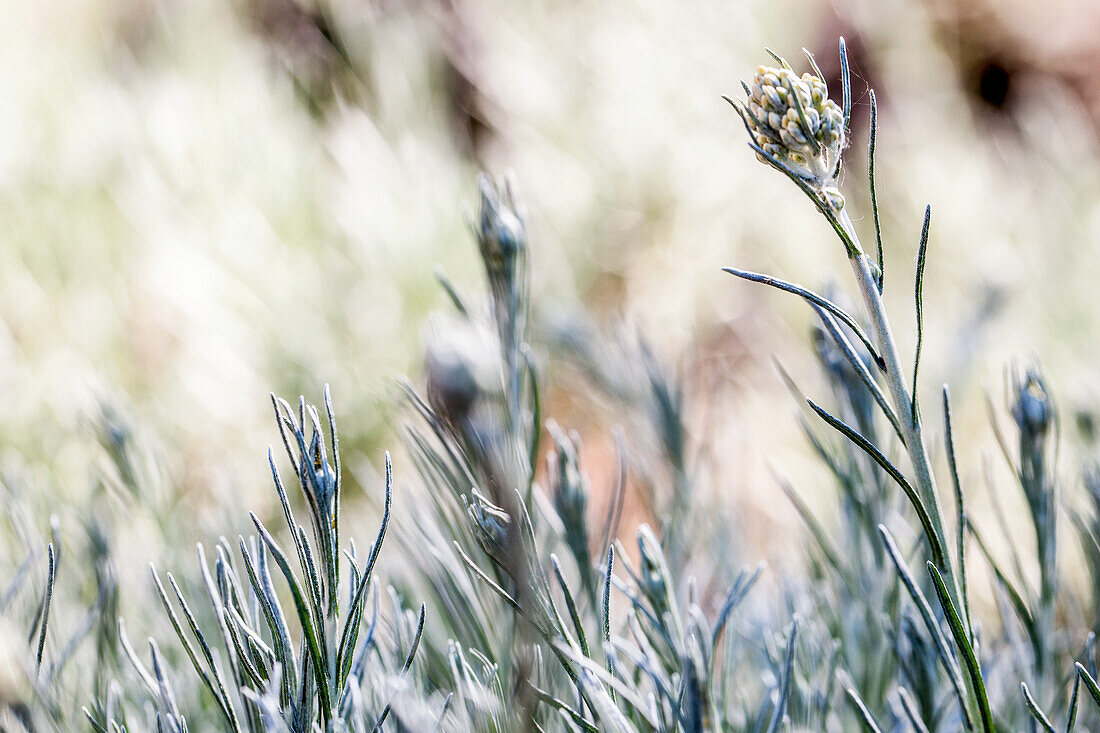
[839,216,942,534]
[836,208,979,717]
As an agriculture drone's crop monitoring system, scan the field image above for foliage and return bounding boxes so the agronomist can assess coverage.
[3,37,1100,733]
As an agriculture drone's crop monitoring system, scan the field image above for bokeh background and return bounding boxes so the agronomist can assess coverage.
[3,0,1100,575]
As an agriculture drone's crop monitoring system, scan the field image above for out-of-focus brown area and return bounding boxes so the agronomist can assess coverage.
[927,0,1100,126]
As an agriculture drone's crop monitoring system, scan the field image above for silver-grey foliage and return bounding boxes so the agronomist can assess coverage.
[6,37,1100,733]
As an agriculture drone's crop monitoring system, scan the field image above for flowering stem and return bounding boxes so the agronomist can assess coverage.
[838,209,968,611]
[836,207,980,718]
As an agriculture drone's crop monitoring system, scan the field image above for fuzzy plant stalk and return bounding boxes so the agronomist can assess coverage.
[1009,368,1058,680]
[726,41,987,727]
[421,174,551,725]
[837,207,959,604]
[476,172,530,442]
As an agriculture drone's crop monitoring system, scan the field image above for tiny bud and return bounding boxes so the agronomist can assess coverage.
[1012,370,1052,439]
[477,173,526,267]
[424,316,499,425]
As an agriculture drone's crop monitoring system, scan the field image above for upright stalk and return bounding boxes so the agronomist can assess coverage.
[838,210,966,621]
[839,211,981,725]
[731,47,991,729]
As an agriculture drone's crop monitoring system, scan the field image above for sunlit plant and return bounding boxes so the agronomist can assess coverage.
[8,34,1100,733]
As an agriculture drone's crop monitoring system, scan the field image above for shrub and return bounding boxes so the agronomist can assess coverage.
[4,37,1100,733]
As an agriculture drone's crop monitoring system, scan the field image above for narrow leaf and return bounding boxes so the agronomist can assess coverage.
[879,526,971,728]
[969,524,1037,651]
[1067,672,1081,733]
[603,546,616,702]
[911,205,931,424]
[765,620,798,733]
[1076,663,1100,711]
[814,306,905,442]
[845,687,883,733]
[928,562,995,733]
[741,139,863,258]
[839,37,852,134]
[530,682,599,732]
[897,687,932,733]
[943,385,971,639]
[723,268,883,369]
[783,72,821,155]
[868,89,884,291]
[372,604,426,731]
[35,543,56,675]
[807,399,946,567]
[434,265,470,317]
[149,565,237,730]
[252,515,333,718]
[551,554,590,658]
[1022,682,1057,733]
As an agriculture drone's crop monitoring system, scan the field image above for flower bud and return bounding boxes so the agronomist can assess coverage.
[476,173,526,270]
[1012,370,1052,440]
[424,316,499,425]
[547,421,591,578]
[733,56,846,197]
[636,524,672,611]
[307,430,337,511]
[548,423,588,531]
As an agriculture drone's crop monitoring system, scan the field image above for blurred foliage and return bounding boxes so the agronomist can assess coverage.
[3,0,1100,729]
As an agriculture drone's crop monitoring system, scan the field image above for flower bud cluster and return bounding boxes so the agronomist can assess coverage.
[739,63,845,193]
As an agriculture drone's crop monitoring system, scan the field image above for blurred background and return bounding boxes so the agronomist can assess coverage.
[3,0,1100,570]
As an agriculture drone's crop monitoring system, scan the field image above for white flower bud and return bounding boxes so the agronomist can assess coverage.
[734,59,846,200]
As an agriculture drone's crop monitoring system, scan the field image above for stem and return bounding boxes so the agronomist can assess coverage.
[836,208,975,667]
